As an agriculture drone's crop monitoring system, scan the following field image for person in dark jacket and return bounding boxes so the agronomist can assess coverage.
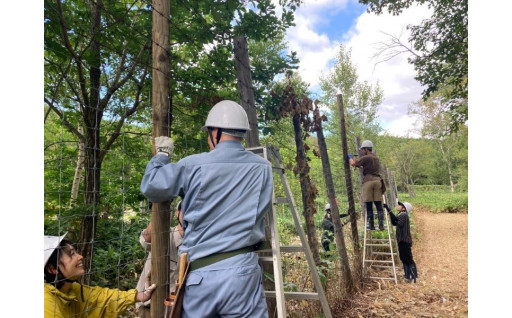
[384,201,418,283]
[321,203,348,252]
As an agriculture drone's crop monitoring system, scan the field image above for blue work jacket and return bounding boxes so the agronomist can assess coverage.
[141,140,273,262]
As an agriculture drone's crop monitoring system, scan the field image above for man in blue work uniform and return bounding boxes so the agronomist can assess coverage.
[141,100,272,318]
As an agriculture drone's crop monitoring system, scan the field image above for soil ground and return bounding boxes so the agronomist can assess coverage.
[339,207,468,317]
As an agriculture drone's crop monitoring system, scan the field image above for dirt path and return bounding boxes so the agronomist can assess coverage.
[340,207,468,317]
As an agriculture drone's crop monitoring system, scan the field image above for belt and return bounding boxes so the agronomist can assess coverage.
[189,241,270,271]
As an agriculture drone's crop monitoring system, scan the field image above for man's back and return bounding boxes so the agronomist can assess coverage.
[178,141,273,261]
[141,140,273,261]
[355,152,381,183]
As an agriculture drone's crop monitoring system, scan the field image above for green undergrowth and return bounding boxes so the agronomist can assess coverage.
[398,185,468,213]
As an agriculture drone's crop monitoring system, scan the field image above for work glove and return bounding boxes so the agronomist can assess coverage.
[137,270,157,302]
[155,136,174,157]
[347,154,353,159]
[383,203,391,212]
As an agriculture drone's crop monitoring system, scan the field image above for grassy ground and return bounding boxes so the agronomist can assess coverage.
[398,186,468,213]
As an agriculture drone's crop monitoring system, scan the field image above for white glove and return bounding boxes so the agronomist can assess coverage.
[155,136,174,157]
[136,270,157,302]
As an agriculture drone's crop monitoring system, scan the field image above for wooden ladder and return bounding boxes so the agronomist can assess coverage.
[362,195,398,283]
[247,144,332,318]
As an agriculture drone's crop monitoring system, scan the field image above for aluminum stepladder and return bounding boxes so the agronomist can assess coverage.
[362,194,398,283]
[247,144,332,318]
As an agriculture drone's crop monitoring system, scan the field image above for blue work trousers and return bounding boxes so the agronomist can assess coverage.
[182,253,268,318]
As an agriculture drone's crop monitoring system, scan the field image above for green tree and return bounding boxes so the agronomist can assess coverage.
[318,45,383,216]
[319,45,383,149]
[44,0,302,267]
[359,0,468,131]
[409,89,468,192]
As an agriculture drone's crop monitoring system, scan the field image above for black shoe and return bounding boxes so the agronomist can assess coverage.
[366,224,375,230]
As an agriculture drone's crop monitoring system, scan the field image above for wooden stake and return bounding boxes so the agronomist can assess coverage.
[151,0,171,316]
[233,36,260,147]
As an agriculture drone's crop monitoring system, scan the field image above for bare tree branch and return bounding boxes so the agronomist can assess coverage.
[44,97,85,141]
[55,0,90,107]
[99,51,151,161]
[100,35,152,111]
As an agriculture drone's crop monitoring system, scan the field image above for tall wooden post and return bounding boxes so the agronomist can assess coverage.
[233,36,260,147]
[151,0,171,316]
[390,171,398,209]
[355,137,365,219]
[233,35,277,315]
[313,104,353,292]
[337,94,361,266]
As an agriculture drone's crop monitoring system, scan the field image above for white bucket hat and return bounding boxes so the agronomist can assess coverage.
[44,232,68,267]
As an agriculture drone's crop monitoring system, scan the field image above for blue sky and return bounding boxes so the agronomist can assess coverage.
[280,0,433,137]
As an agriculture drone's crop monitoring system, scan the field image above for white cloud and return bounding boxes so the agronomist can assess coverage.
[285,1,355,90]
[285,1,432,137]
[346,4,432,131]
[379,114,422,138]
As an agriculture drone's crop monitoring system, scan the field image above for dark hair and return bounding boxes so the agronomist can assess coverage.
[44,239,75,289]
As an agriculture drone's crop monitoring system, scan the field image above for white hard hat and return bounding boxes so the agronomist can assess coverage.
[44,232,68,267]
[398,201,413,213]
[360,140,373,149]
[325,203,331,211]
[201,100,251,133]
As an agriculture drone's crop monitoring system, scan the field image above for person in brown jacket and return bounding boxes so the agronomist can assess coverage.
[349,140,386,230]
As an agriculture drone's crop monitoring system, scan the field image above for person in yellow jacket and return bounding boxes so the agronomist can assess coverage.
[44,233,156,318]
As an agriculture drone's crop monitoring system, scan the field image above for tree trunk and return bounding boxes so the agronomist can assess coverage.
[439,142,455,193]
[234,36,260,147]
[70,126,85,207]
[79,128,102,276]
[292,113,320,265]
[313,105,354,292]
[78,0,103,276]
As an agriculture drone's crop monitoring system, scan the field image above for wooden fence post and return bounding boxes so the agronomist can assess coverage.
[233,36,260,147]
[151,0,171,316]
[337,94,361,263]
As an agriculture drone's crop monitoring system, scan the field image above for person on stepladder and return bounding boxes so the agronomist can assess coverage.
[349,140,387,230]
[44,233,156,318]
[140,100,273,318]
[384,201,418,283]
[135,201,184,317]
[321,203,348,252]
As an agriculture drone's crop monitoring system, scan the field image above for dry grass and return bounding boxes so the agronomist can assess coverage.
[335,207,468,317]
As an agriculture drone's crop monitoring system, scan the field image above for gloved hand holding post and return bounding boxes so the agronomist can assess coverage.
[155,136,174,157]
[383,203,391,212]
[136,270,157,302]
